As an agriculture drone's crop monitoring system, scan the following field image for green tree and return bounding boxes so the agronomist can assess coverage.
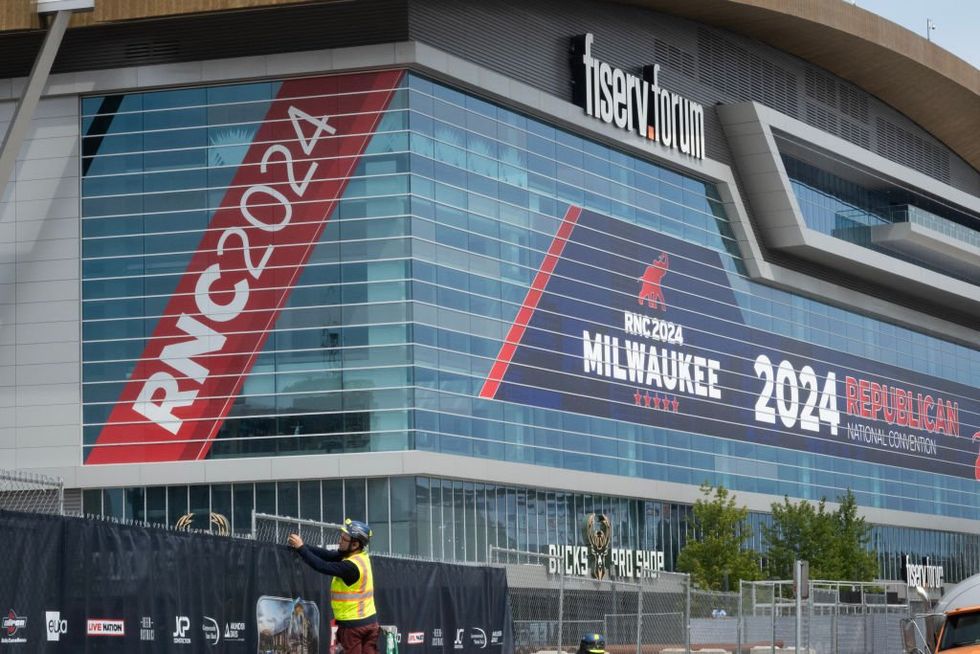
[763,495,836,580]
[676,484,761,590]
[831,489,878,581]
[763,490,878,581]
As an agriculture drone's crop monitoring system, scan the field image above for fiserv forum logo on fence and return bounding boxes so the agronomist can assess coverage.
[86,71,404,464]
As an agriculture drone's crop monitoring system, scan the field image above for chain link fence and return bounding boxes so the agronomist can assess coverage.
[0,468,63,514]
[249,514,913,654]
[252,511,344,548]
[739,580,910,654]
[489,546,691,654]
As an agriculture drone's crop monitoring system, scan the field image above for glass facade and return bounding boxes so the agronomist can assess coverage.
[79,475,980,584]
[781,152,980,284]
[80,71,979,559]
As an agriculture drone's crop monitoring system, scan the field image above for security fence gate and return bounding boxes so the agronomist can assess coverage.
[739,580,911,654]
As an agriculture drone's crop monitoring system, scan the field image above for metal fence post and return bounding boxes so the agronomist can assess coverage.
[737,581,744,654]
[830,584,840,654]
[557,559,564,653]
[636,581,644,654]
[771,584,777,654]
[685,575,691,654]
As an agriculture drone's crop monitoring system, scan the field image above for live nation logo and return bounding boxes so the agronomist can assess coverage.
[87,618,125,637]
[86,70,405,464]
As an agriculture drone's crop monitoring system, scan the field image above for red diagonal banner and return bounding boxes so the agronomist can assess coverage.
[87,70,404,463]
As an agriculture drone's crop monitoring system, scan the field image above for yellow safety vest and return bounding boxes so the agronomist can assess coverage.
[330,551,376,622]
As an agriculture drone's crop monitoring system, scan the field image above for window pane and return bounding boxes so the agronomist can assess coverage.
[322,480,343,524]
[367,478,390,554]
[300,481,321,521]
[167,486,188,526]
[233,484,254,536]
[146,487,166,526]
[211,484,231,533]
[277,481,298,517]
[345,479,366,522]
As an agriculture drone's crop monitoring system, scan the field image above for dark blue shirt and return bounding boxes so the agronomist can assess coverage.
[295,544,360,586]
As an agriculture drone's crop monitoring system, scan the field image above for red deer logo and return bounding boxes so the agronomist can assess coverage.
[638,252,669,311]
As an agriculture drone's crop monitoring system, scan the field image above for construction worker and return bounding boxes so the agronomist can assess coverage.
[288,519,379,654]
[577,633,608,654]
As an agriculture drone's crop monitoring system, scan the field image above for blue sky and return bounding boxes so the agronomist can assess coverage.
[853,0,979,68]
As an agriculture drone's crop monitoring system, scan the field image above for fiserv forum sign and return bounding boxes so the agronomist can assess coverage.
[572,34,705,160]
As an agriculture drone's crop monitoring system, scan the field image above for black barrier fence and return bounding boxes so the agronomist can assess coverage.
[0,509,512,653]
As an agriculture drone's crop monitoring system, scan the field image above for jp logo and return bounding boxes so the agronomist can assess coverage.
[583,513,613,580]
[638,252,669,311]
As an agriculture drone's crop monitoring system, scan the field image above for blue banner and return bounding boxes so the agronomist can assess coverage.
[483,207,979,480]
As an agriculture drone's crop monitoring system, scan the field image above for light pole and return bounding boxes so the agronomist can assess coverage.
[926,19,936,42]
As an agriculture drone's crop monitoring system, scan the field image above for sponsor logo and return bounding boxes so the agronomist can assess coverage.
[491,629,503,645]
[454,628,465,650]
[224,621,245,642]
[572,34,705,159]
[141,616,155,641]
[46,611,67,641]
[584,513,613,580]
[86,70,405,464]
[2,610,27,644]
[87,619,125,637]
[431,628,444,647]
[202,616,220,646]
[471,627,487,649]
[173,615,191,645]
[407,631,425,645]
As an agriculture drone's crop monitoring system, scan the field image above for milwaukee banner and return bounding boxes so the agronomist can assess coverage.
[87,70,403,464]
[0,509,512,652]
[482,206,979,480]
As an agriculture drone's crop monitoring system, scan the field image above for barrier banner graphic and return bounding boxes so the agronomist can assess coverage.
[0,509,512,652]
[483,206,979,480]
[87,70,404,464]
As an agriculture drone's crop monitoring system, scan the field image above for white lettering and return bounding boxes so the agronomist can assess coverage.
[133,372,197,434]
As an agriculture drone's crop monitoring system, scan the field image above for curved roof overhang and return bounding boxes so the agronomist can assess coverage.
[611,0,980,173]
[0,0,976,170]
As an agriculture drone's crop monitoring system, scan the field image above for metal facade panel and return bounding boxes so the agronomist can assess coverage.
[0,0,410,79]
[407,0,978,192]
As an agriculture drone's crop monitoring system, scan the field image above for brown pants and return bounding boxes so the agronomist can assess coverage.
[337,622,381,654]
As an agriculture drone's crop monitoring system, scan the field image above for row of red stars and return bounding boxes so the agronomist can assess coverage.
[633,389,680,412]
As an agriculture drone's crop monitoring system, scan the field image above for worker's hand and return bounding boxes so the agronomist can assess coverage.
[287,533,304,549]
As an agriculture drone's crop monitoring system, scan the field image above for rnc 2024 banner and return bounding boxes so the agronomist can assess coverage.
[480,206,979,480]
[86,70,404,464]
